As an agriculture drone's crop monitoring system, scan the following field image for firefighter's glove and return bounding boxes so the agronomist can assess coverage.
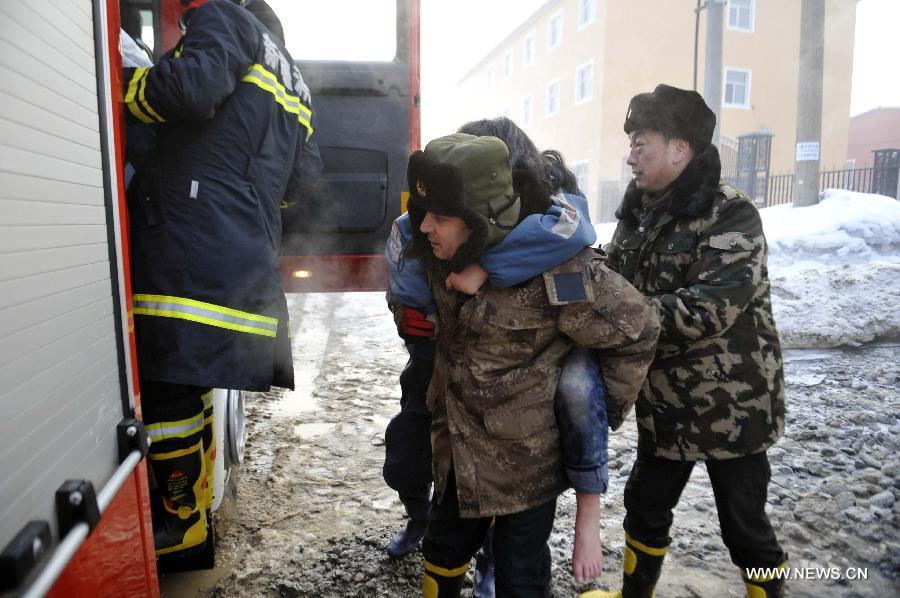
[399,307,435,343]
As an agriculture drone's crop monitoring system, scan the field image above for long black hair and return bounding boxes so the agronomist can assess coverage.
[456,117,581,219]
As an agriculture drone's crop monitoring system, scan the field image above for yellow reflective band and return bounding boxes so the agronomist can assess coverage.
[174,45,184,58]
[241,64,314,141]
[625,533,668,557]
[201,390,213,408]
[145,413,204,442]
[125,68,154,124]
[148,440,203,460]
[423,560,469,578]
[138,67,166,123]
[245,64,311,117]
[133,293,278,337]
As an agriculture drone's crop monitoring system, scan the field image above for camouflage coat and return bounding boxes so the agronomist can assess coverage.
[605,145,785,461]
[426,248,659,518]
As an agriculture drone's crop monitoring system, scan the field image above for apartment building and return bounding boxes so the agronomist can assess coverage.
[456,0,857,221]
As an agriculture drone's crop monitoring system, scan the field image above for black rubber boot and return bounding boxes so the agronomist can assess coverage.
[387,493,431,558]
[621,533,668,598]
[423,561,467,598]
[473,526,496,598]
[580,533,668,598]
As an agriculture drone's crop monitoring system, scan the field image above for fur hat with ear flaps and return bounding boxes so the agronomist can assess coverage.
[405,133,521,272]
[624,84,716,152]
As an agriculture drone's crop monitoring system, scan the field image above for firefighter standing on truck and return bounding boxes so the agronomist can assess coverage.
[122,0,321,558]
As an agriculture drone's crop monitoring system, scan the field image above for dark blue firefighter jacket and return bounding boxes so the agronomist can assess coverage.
[123,0,321,391]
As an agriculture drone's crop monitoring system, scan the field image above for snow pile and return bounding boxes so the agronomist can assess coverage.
[594,190,900,349]
[762,190,900,348]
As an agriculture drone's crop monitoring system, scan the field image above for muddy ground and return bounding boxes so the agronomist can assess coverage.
[159,292,900,598]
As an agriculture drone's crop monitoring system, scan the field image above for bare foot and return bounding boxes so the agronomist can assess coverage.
[573,493,604,583]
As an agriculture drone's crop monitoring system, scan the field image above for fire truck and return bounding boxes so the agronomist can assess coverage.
[0,0,419,595]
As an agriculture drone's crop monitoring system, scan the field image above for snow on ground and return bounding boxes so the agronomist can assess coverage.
[595,189,900,349]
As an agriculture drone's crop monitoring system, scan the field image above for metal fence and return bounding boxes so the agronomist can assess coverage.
[760,166,898,207]
[720,135,739,181]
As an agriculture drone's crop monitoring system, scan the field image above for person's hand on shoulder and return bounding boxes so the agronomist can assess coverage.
[446,263,489,295]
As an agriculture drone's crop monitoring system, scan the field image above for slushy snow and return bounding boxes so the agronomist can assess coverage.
[595,189,900,349]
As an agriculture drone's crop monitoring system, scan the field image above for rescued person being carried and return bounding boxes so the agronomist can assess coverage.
[387,127,659,596]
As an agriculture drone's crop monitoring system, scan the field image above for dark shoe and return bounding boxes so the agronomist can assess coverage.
[472,548,495,598]
[387,516,428,558]
[473,527,495,598]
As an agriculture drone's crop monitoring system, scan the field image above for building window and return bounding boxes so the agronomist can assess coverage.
[575,60,594,104]
[573,161,589,195]
[578,0,596,29]
[548,10,563,49]
[728,0,755,32]
[502,50,513,79]
[485,63,494,90]
[523,31,536,66]
[521,93,534,127]
[723,67,751,108]
[546,80,560,116]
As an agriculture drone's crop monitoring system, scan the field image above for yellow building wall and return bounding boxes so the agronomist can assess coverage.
[457,0,857,220]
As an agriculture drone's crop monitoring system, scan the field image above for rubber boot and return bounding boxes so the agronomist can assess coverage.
[201,389,215,510]
[423,561,467,598]
[387,493,431,558]
[148,438,208,555]
[473,526,496,598]
[742,561,787,598]
[580,533,668,598]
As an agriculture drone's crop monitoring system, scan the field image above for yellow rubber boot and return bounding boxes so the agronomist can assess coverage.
[148,439,208,555]
[581,533,668,598]
[423,561,467,598]
[146,408,208,556]
[201,390,215,510]
[742,561,787,598]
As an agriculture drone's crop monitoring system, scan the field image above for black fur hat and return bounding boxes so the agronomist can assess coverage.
[405,134,520,272]
[624,84,716,151]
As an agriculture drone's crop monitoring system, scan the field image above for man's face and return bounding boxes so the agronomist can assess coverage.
[420,212,471,261]
[626,130,690,193]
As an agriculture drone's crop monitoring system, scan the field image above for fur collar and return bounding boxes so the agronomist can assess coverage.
[616,144,722,227]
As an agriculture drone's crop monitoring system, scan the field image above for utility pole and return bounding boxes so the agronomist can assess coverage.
[793,0,826,207]
[702,0,725,146]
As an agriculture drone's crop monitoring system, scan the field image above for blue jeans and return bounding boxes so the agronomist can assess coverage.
[555,348,609,494]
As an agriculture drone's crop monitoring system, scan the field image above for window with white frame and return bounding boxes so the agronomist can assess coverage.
[575,61,593,104]
[502,50,513,79]
[723,68,751,108]
[545,80,560,116]
[523,31,536,66]
[521,94,534,127]
[548,10,563,49]
[485,63,495,90]
[728,0,754,32]
[578,0,596,29]
[573,161,589,195]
